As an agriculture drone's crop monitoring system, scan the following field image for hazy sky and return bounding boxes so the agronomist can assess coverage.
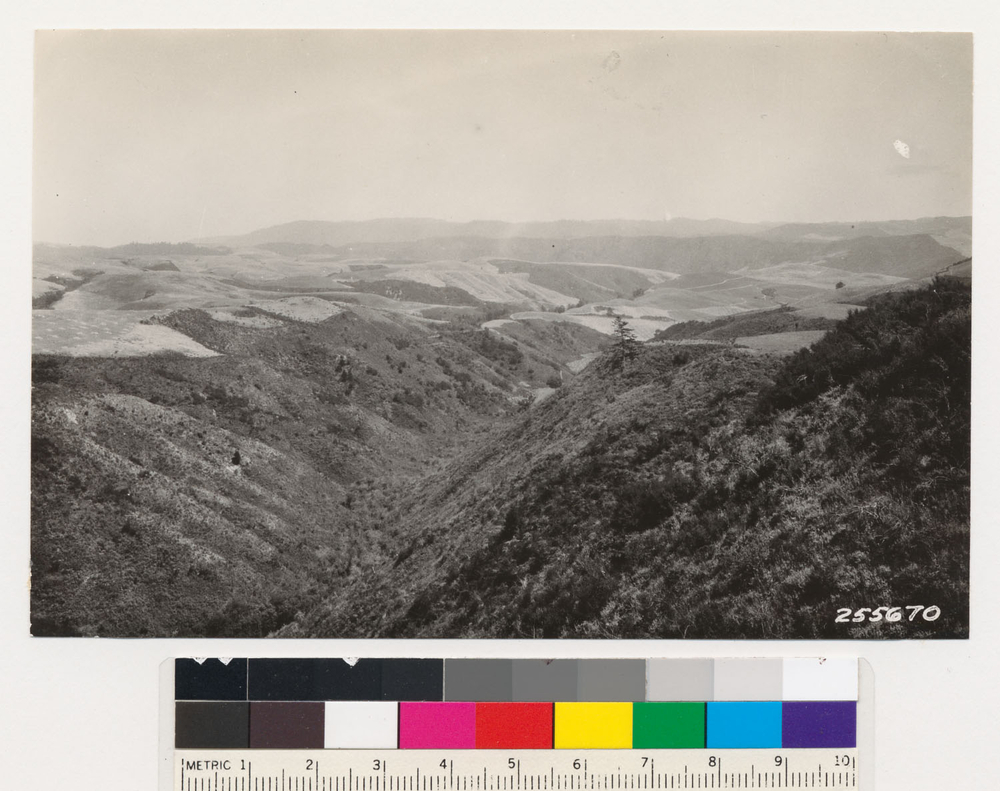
[34,30,972,246]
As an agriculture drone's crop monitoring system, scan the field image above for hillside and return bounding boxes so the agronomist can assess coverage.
[288,278,970,639]
[31,219,971,639]
[653,306,838,342]
[30,303,604,636]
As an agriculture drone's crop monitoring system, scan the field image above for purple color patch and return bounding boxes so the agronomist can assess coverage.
[782,701,856,748]
[399,702,476,748]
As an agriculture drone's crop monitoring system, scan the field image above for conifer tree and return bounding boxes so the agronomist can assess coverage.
[611,314,640,369]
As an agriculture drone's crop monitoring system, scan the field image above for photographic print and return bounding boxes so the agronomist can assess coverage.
[30,30,971,638]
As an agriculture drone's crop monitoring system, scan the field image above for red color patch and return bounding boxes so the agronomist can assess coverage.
[475,702,553,749]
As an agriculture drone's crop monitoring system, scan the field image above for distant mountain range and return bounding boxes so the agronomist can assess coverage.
[196,217,778,248]
[196,216,971,257]
[306,232,960,280]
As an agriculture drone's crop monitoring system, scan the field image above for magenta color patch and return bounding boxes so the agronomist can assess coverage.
[399,702,476,748]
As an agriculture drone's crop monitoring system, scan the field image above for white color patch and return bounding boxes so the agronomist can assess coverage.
[893,139,910,158]
[783,658,858,701]
[324,702,398,748]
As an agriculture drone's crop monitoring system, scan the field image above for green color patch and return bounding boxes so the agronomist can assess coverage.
[632,702,705,748]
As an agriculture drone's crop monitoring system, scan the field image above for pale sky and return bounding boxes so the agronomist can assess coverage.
[33,30,973,246]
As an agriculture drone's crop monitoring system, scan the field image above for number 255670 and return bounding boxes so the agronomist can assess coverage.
[835,605,940,623]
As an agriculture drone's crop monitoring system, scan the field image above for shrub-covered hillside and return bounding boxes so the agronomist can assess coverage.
[294,278,970,639]
[29,305,601,636]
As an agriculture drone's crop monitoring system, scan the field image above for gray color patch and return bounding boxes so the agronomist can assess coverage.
[577,659,646,701]
[647,659,715,701]
[713,659,783,701]
[512,659,578,701]
[444,659,513,701]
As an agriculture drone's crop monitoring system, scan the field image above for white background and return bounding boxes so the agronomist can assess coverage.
[3,3,998,789]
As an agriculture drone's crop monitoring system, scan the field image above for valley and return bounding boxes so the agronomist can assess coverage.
[30,217,971,637]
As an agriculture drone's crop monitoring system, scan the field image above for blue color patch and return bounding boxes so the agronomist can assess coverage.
[706,702,782,748]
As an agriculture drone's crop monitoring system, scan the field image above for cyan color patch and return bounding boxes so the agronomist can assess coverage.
[706,702,782,748]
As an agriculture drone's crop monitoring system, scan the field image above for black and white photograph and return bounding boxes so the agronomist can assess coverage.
[29,30,972,639]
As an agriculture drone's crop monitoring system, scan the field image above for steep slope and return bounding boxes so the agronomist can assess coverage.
[292,278,970,639]
[31,302,604,637]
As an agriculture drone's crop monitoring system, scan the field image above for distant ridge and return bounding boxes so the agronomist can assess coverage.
[195,217,778,248]
[194,216,971,259]
[318,231,963,279]
[763,216,971,257]
[763,216,970,240]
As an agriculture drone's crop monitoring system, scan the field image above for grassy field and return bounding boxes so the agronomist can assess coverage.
[30,310,220,357]
[736,331,830,354]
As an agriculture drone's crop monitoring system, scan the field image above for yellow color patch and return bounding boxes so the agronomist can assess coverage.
[554,702,633,749]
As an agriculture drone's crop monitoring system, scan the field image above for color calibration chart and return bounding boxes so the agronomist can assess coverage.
[163,658,871,791]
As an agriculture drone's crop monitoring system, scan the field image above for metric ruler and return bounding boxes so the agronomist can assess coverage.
[172,749,859,790]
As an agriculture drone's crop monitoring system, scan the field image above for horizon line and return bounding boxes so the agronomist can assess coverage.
[34,214,972,249]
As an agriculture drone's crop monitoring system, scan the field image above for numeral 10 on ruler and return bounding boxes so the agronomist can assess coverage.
[175,749,858,790]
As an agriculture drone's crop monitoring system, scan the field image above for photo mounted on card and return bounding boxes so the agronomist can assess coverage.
[30,30,971,639]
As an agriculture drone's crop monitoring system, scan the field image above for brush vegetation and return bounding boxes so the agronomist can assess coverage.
[30,272,970,638]
[294,278,971,638]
